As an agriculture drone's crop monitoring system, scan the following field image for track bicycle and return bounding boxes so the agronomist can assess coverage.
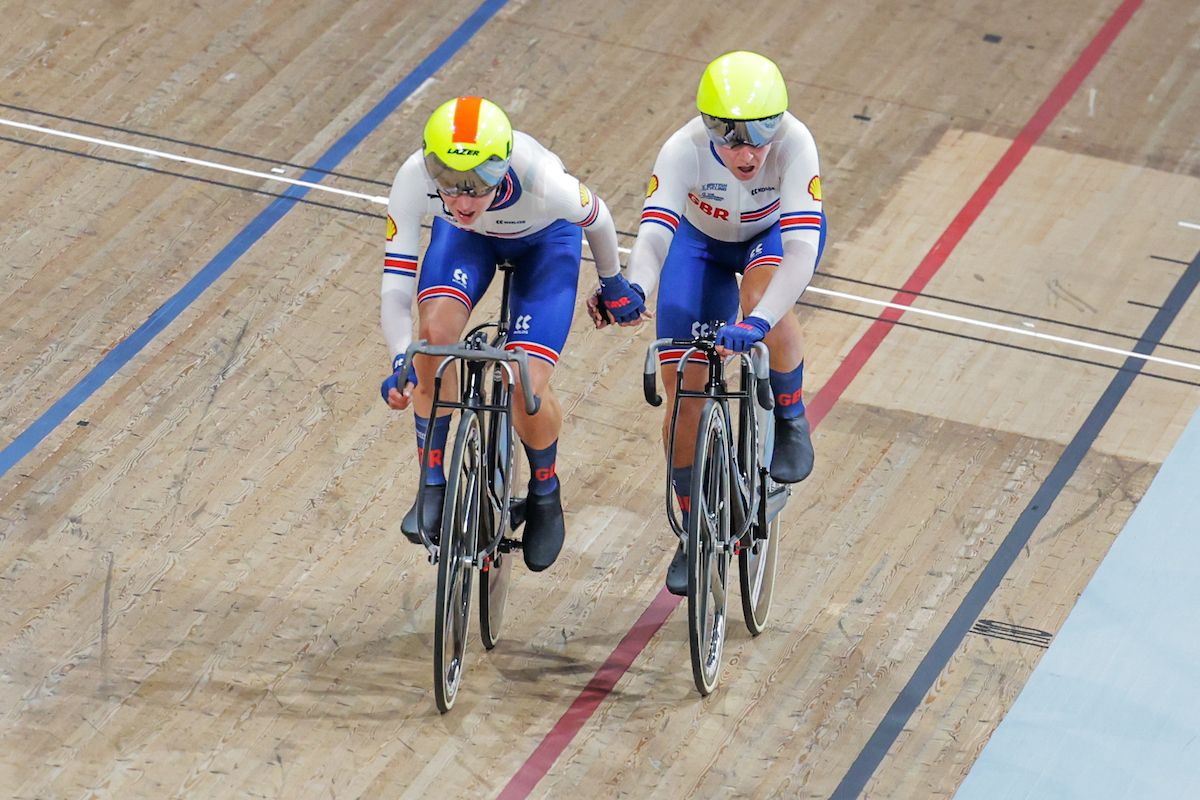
[643,325,791,695]
[403,260,537,713]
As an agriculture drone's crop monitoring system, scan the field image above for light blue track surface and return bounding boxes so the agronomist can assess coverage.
[956,404,1200,799]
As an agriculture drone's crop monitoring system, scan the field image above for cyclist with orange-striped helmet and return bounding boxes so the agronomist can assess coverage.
[593,51,825,595]
[380,96,631,572]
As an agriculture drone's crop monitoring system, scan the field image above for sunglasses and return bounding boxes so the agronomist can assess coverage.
[701,113,783,148]
[424,152,509,197]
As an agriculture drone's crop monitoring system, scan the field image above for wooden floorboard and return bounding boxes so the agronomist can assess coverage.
[1,1,1197,798]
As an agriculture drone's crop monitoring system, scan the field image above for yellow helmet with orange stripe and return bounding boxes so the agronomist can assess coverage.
[422,96,513,196]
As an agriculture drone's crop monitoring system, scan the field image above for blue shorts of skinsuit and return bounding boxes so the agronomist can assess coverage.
[418,217,582,366]
[655,218,825,366]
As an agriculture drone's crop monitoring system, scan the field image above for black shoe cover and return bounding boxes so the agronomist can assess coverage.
[400,483,445,544]
[770,413,814,484]
[665,543,688,596]
[522,486,565,572]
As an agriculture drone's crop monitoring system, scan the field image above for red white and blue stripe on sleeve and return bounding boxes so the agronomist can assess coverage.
[383,252,418,279]
[779,210,824,234]
[640,206,681,233]
[576,201,600,228]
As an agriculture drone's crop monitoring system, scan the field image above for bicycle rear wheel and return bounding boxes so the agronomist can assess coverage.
[739,405,779,635]
[434,410,482,713]
[739,498,780,635]
[688,399,731,696]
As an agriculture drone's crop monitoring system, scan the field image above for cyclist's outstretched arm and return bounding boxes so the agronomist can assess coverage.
[380,154,427,410]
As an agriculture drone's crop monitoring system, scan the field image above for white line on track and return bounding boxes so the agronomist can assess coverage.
[807,286,1200,372]
[0,117,389,204]
[4,116,1198,374]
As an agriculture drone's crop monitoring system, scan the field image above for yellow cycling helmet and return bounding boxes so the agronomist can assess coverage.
[422,96,513,195]
[696,51,788,147]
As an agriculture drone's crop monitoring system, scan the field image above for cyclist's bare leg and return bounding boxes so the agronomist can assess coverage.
[411,297,470,417]
[660,360,708,468]
[660,358,707,594]
[400,297,471,542]
[738,265,814,482]
[510,358,560,449]
[508,355,567,572]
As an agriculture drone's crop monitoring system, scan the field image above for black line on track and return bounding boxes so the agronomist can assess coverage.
[0,100,390,187]
[815,272,1200,355]
[798,300,1200,388]
[3,117,1187,357]
[0,134,611,269]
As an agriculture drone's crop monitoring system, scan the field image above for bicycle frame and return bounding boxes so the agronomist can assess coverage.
[403,261,539,563]
[643,334,774,550]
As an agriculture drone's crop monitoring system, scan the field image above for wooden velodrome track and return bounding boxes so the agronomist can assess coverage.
[2,0,1198,797]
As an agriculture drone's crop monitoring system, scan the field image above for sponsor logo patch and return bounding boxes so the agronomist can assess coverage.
[386,214,397,241]
[579,182,592,207]
[688,192,730,220]
[808,175,822,202]
[646,174,659,198]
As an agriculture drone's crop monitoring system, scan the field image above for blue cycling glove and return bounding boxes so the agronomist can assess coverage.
[598,274,647,324]
[380,354,418,404]
[715,316,770,353]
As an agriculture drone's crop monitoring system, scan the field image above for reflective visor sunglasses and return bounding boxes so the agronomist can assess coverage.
[424,152,509,197]
[701,112,784,148]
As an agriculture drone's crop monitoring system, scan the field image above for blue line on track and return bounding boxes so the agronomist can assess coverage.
[0,0,509,480]
[831,250,1200,800]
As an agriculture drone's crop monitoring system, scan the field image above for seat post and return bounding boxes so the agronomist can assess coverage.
[495,259,515,337]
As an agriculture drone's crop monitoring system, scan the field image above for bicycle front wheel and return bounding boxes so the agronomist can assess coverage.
[479,376,519,650]
[434,410,482,713]
[688,399,731,696]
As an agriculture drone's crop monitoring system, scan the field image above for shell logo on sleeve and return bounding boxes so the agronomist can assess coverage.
[579,182,592,207]
[386,214,397,241]
[646,174,659,198]
[807,175,822,202]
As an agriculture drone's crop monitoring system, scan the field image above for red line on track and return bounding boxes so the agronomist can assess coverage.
[497,2,1141,795]
[808,0,1142,425]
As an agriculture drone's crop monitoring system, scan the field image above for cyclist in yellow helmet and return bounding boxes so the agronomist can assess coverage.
[592,51,825,595]
[380,96,633,572]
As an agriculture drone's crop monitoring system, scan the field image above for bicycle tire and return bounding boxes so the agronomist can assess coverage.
[687,399,731,696]
[433,410,482,713]
[479,381,516,649]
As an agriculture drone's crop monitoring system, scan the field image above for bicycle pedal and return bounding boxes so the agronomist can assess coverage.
[498,536,523,552]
